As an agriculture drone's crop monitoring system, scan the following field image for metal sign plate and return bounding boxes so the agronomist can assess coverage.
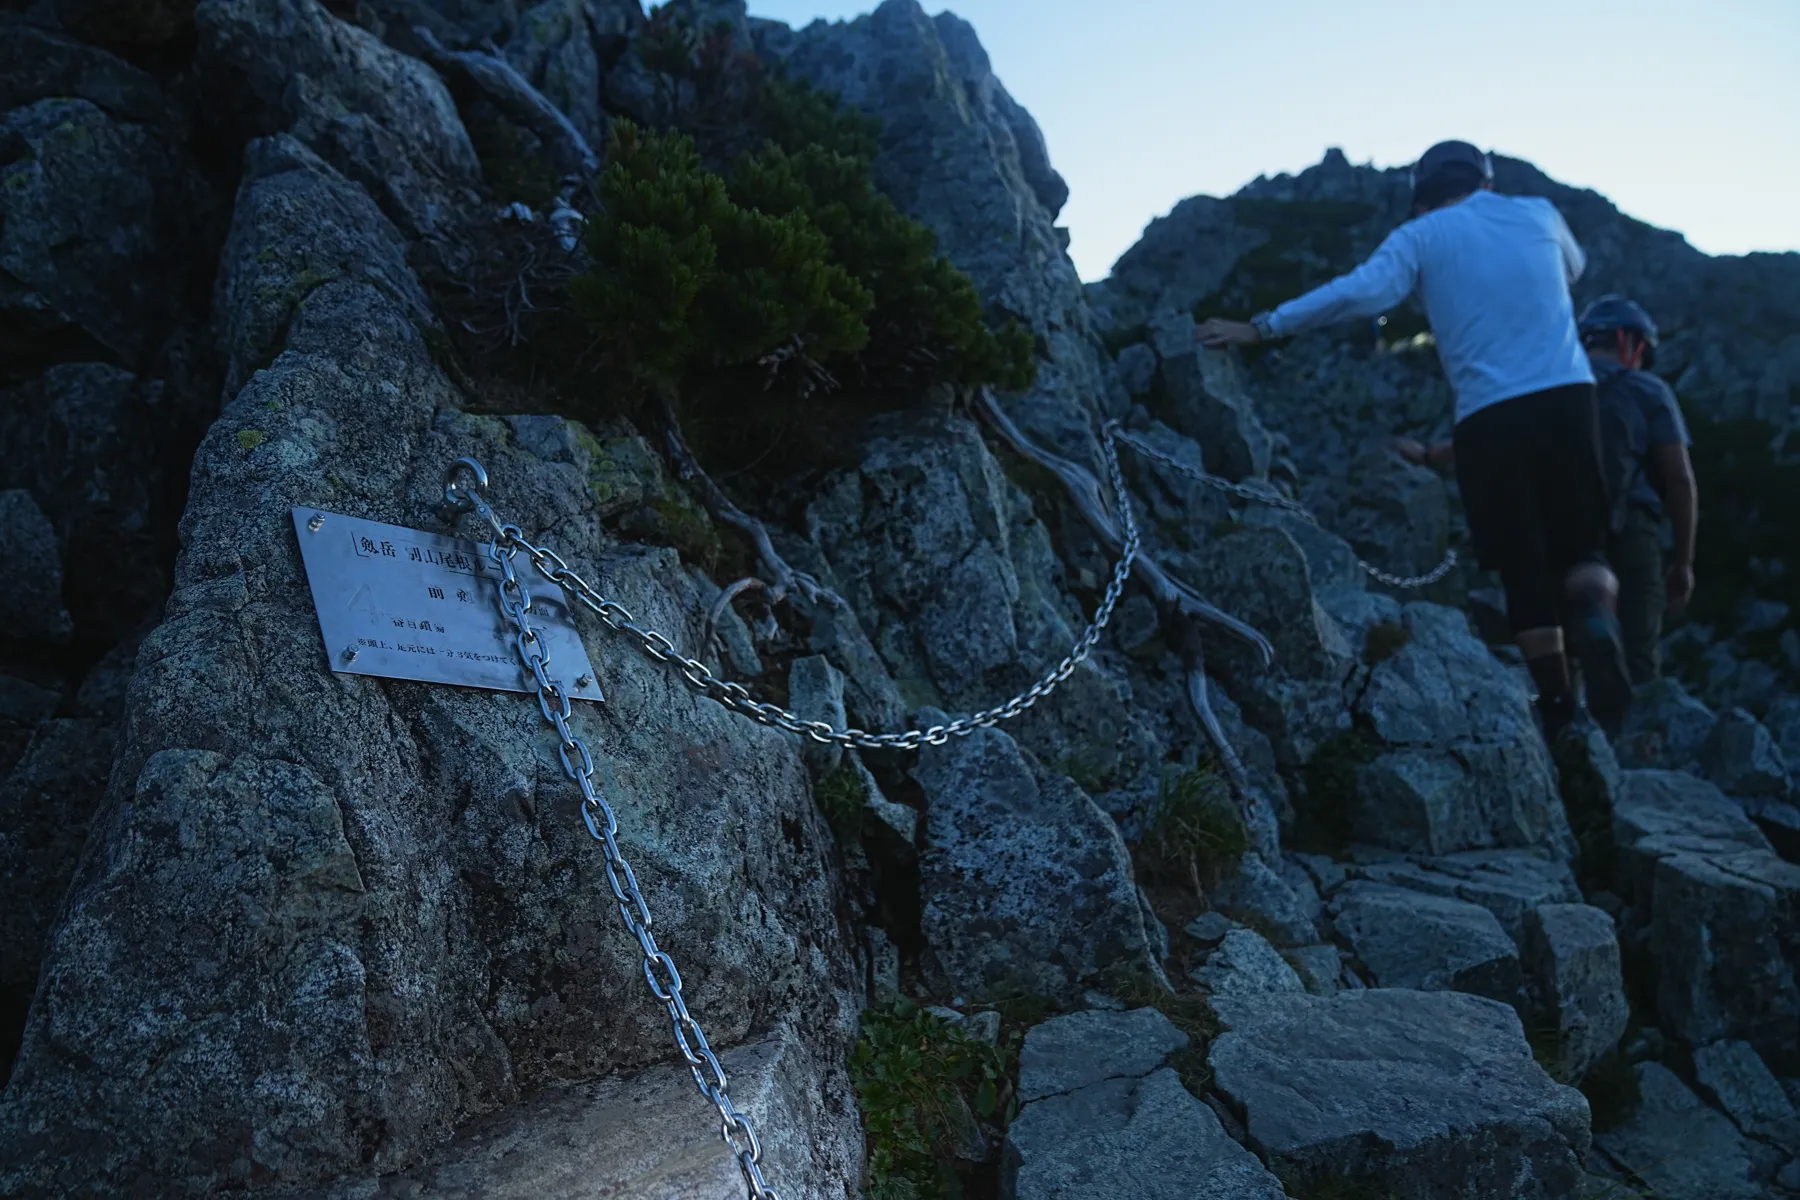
[291,507,602,702]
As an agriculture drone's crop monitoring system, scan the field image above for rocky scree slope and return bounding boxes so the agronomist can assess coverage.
[0,1,1794,1198]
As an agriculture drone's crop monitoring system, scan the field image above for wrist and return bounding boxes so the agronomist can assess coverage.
[1249,311,1277,342]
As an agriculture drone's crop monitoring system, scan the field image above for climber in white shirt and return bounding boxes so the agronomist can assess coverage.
[1195,140,1628,743]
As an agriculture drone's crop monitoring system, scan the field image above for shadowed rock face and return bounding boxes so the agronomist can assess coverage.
[0,136,858,1198]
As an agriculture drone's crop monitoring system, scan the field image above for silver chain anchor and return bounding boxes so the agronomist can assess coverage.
[437,417,1450,1197]
[442,458,780,1200]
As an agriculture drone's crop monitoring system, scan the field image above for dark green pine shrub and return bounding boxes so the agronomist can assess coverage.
[569,104,1036,418]
[569,119,872,402]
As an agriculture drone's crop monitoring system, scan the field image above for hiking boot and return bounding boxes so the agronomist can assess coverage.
[1546,714,1623,882]
[1567,592,1631,739]
[1533,692,1584,744]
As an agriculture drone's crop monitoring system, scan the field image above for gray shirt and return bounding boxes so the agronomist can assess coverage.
[1593,358,1690,520]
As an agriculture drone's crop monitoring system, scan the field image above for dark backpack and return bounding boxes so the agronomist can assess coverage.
[1594,369,1648,535]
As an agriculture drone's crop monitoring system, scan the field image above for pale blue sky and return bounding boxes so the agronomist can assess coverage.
[745,0,1800,281]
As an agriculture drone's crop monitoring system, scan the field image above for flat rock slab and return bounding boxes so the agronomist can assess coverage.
[1209,989,1590,1199]
[1004,1008,1285,1200]
[309,1032,855,1199]
[1595,1062,1763,1200]
[1346,848,1580,942]
[1330,881,1522,1004]
[1693,1039,1800,1152]
[1003,1069,1287,1200]
[1016,1007,1188,1103]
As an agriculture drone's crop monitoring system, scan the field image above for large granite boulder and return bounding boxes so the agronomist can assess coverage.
[1209,989,1590,1198]
[1003,1007,1285,1200]
[1149,318,1277,483]
[0,136,857,1198]
[912,723,1158,1004]
[0,365,186,650]
[1703,707,1792,799]
[1692,1039,1800,1154]
[301,1030,858,1198]
[1351,603,1571,859]
[1329,882,1523,1006]
[1520,904,1629,1082]
[195,0,481,237]
[1190,928,1306,1000]
[1616,677,1717,772]
[0,90,200,376]
[802,416,1161,796]
[1191,524,1354,680]
[1612,770,1800,1057]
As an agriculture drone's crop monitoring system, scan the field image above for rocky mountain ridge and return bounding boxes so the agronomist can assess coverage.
[0,1,1795,1197]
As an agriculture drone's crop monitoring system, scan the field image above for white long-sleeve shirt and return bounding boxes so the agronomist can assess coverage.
[1267,190,1594,422]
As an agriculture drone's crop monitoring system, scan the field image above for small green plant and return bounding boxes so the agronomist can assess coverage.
[815,763,866,841]
[570,113,1035,421]
[1136,764,1250,898]
[1296,729,1379,855]
[1053,746,1115,795]
[850,998,1017,1200]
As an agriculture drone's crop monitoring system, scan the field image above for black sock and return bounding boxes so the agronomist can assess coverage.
[1527,652,1572,705]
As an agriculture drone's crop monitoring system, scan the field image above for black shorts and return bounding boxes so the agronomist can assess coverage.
[1454,382,1610,630]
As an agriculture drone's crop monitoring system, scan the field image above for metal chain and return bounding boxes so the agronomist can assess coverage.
[436,415,1445,1195]
[448,420,1143,753]
[1110,427,1459,589]
[446,468,779,1200]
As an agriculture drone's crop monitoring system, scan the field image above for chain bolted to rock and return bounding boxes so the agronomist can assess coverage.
[440,418,1451,1197]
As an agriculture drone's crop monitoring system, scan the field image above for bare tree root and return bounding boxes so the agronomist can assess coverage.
[703,576,775,663]
[413,26,601,185]
[1184,662,1280,860]
[972,389,1284,850]
[971,390,1274,665]
[654,400,849,613]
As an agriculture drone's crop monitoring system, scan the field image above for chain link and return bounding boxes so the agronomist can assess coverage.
[1110,427,1459,590]
[452,480,780,1200]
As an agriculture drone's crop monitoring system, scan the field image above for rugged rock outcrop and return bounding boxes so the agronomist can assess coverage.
[0,131,858,1198]
[0,0,1793,1195]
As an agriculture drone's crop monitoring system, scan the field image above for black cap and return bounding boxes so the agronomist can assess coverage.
[1578,295,1660,367]
[1410,140,1494,187]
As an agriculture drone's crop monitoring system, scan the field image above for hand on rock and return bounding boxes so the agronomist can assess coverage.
[1391,436,1428,465]
[1195,318,1260,348]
